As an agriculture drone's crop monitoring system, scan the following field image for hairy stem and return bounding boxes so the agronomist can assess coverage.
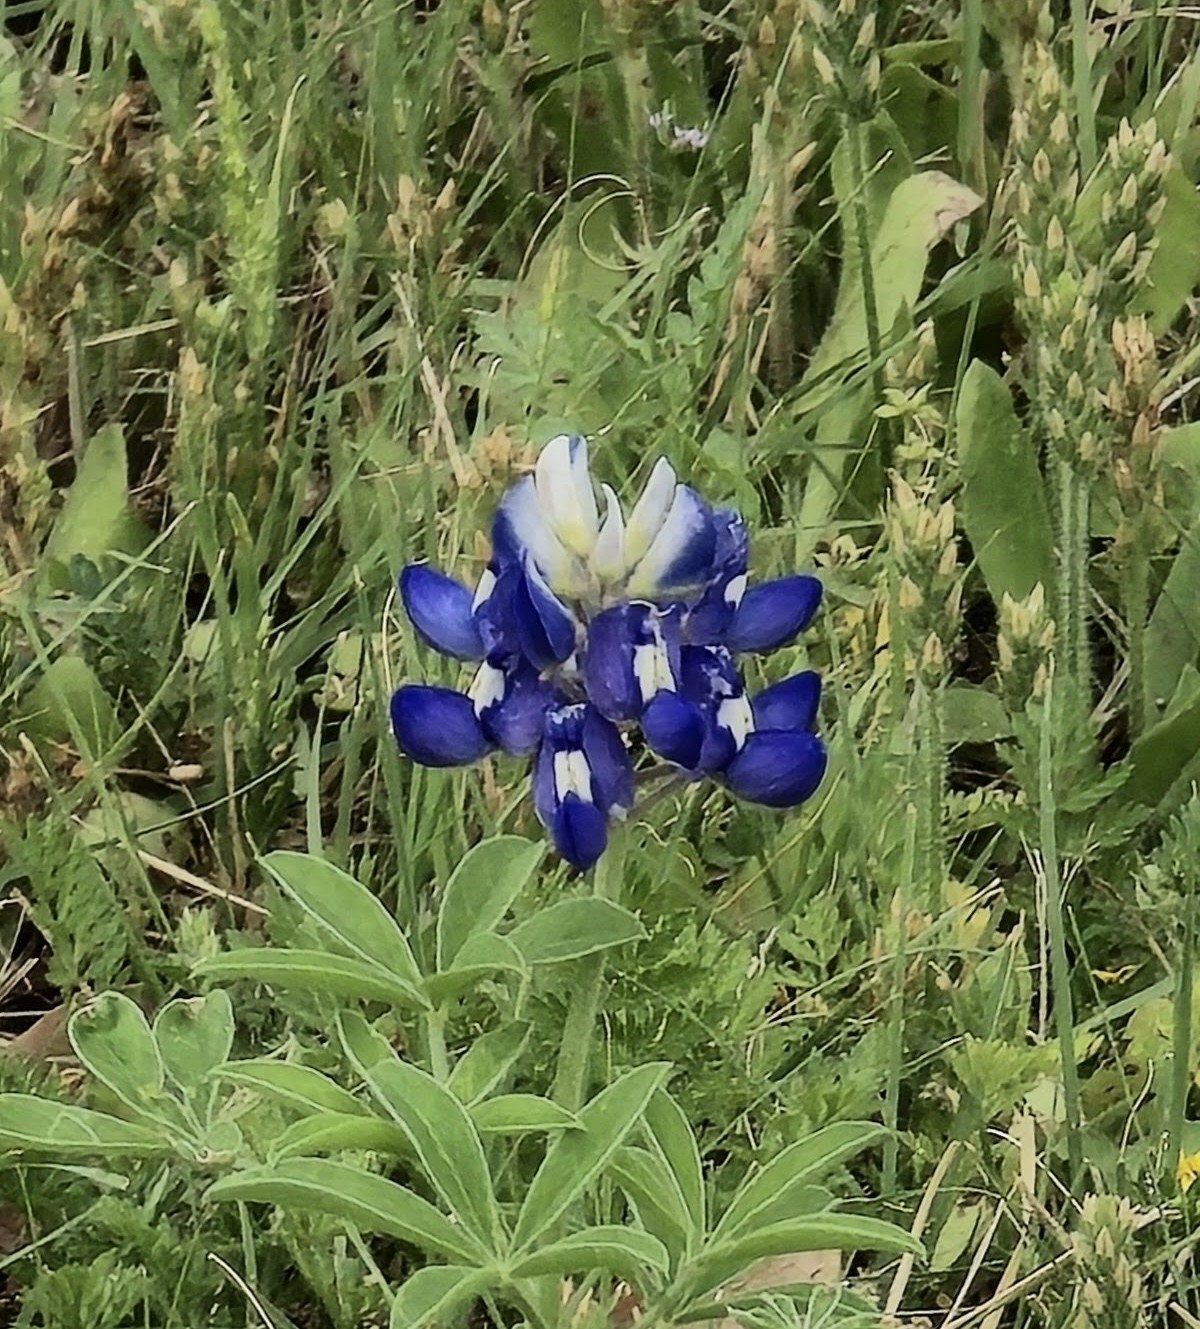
[1039,673,1084,1184]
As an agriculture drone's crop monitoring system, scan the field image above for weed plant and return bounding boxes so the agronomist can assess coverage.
[2,0,1200,1325]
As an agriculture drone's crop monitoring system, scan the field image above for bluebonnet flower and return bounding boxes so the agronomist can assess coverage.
[391,436,826,870]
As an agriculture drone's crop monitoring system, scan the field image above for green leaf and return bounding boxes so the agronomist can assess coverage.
[261,851,422,987]
[389,1266,496,1329]
[955,360,1054,604]
[215,1060,367,1117]
[942,684,1014,745]
[470,1095,580,1135]
[643,1087,705,1243]
[509,898,645,966]
[0,1095,167,1155]
[609,1146,693,1263]
[273,1112,411,1160]
[448,1022,531,1105]
[336,1011,396,1071]
[692,1213,923,1298]
[714,1122,889,1240]
[424,932,527,1006]
[340,1020,500,1249]
[25,656,120,756]
[795,160,983,558]
[1145,518,1200,724]
[436,835,545,969]
[207,1161,487,1264]
[513,1062,670,1252]
[153,991,234,1093]
[68,992,178,1128]
[196,949,429,1010]
[1137,166,1200,332]
[510,1226,669,1282]
[40,424,148,590]
[1107,670,1200,812]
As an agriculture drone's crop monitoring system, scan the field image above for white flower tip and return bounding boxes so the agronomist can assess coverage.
[536,434,598,558]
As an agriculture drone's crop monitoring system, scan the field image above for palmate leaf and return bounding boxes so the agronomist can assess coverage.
[510,1226,669,1283]
[436,835,545,969]
[207,1160,487,1265]
[512,1063,669,1252]
[196,949,429,1011]
[0,1095,167,1156]
[688,1213,923,1302]
[339,1016,501,1251]
[713,1121,889,1240]
[261,850,423,988]
[389,1265,496,1329]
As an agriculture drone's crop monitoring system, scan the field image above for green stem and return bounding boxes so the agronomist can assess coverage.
[1039,674,1084,1185]
[1054,457,1092,726]
[551,950,608,1112]
[919,679,946,911]
[425,1007,450,1082]
[1169,892,1194,1176]
[1070,0,1098,175]
[552,840,625,1111]
[1125,522,1151,737]
[847,113,885,423]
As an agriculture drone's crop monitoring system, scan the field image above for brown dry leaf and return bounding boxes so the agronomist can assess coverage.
[2,1004,70,1062]
[692,1252,844,1329]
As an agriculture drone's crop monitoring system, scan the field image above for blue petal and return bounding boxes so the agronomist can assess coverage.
[684,509,750,643]
[724,731,827,808]
[480,664,559,755]
[582,707,635,811]
[751,671,821,733]
[642,692,706,771]
[391,686,491,767]
[399,566,485,661]
[514,562,577,669]
[582,605,643,721]
[726,576,822,654]
[552,794,609,871]
[533,738,557,829]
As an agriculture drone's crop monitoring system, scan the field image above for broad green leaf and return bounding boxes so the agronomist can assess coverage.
[341,1027,500,1249]
[274,1112,411,1160]
[510,1226,669,1282]
[470,1095,580,1135]
[714,1122,888,1240]
[25,655,120,756]
[153,991,234,1092]
[692,1213,923,1298]
[261,851,422,987]
[1145,518,1200,724]
[796,164,983,559]
[1106,669,1200,812]
[513,1062,670,1252]
[942,683,1014,745]
[955,360,1054,604]
[68,992,177,1127]
[424,932,527,1006]
[448,1022,531,1105]
[337,1011,396,1071]
[509,898,645,966]
[196,949,429,1010]
[389,1265,496,1329]
[207,1160,486,1264]
[41,424,148,589]
[215,1060,366,1117]
[436,835,545,969]
[1137,166,1200,332]
[643,1088,705,1242]
[0,1095,167,1155]
[609,1146,693,1263]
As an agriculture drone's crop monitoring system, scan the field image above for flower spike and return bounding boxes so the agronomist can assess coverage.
[391,434,826,867]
